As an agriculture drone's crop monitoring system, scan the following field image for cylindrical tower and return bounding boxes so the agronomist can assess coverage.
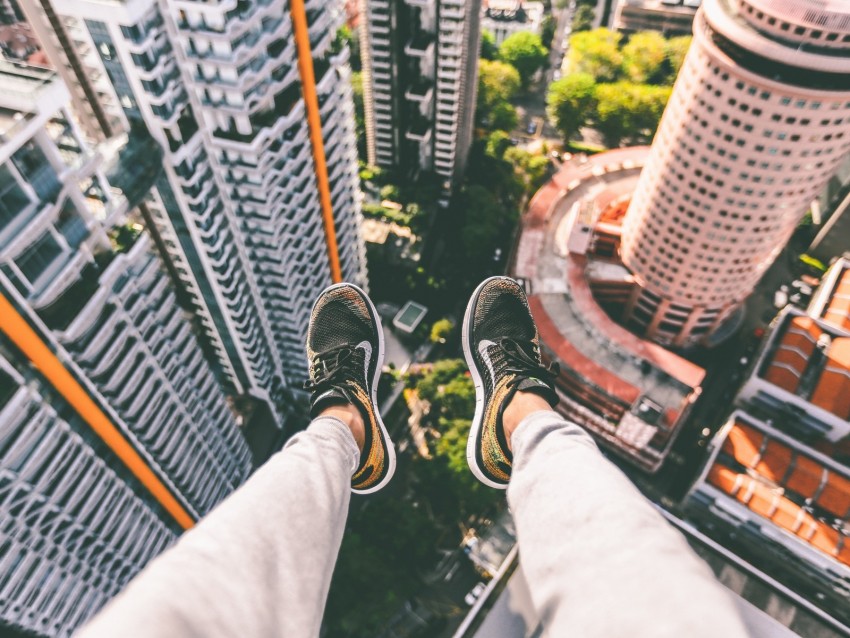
[620,0,850,347]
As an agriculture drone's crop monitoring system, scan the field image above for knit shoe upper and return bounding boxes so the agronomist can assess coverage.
[305,283,395,494]
[462,277,559,489]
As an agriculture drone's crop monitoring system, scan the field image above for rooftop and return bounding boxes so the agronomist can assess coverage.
[809,256,850,333]
[758,311,850,421]
[512,149,706,471]
[709,421,850,568]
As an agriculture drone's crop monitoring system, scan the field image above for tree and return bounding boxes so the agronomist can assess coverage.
[380,184,401,202]
[477,59,521,111]
[541,14,557,48]
[430,318,453,344]
[546,72,597,141]
[486,130,512,159]
[461,185,514,263]
[665,35,692,82]
[476,59,521,130]
[594,82,671,147]
[505,147,551,194]
[571,4,595,32]
[491,101,519,131]
[481,28,498,60]
[621,31,667,84]
[498,32,549,87]
[567,28,623,82]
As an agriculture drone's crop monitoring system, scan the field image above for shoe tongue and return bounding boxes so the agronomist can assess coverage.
[310,387,351,418]
[515,376,559,407]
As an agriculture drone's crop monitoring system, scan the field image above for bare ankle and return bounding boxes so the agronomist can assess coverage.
[502,391,552,452]
[320,404,366,453]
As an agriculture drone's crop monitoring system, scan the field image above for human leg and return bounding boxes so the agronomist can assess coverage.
[462,276,747,637]
[508,408,747,637]
[77,414,361,638]
[78,283,396,637]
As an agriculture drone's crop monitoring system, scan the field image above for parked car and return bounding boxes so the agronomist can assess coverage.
[464,582,487,606]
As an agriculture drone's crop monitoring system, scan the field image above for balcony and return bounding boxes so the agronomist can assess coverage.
[404,32,435,58]
[405,118,432,143]
[35,261,102,331]
[404,79,434,104]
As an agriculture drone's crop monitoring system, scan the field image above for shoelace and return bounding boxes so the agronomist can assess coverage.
[495,338,560,390]
[303,344,364,393]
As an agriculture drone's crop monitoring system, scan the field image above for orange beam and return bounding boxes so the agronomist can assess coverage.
[0,292,195,530]
[290,0,343,283]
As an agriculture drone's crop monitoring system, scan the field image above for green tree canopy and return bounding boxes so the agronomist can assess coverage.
[541,14,557,48]
[498,32,549,87]
[481,28,499,60]
[571,4,595,32]
[476,59,521,131]
[594,82,671,147]
[621,31,667,84]
[461,185,516,262]
[430,318,453,344]
[490,101,519,131]
[546,72,597,141]
[379,184,401,202]
[486,130,512,159]
[504,147,550,193]
[665,35,692,81]
[567,28,623,82]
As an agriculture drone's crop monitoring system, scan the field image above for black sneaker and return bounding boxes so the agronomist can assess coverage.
[462,277,559,489]
[304,283,395,494]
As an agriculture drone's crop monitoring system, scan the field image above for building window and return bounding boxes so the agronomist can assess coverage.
[14,232,63,284]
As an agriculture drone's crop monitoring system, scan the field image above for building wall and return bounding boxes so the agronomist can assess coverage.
[620,0,850,347]
[612,0,696,36]
[361,0,481,200]
[42,0,368,427]
[0,64,251,635]
[481,1,544,46]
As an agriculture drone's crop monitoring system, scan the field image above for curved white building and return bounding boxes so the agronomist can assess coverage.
[620,0,850,347]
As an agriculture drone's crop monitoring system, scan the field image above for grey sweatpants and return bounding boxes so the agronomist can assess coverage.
[77,411,747,637]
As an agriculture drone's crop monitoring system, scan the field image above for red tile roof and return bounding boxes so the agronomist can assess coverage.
[708,420,850,567]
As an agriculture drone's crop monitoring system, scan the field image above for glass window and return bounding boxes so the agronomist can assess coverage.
[14,232,63,283]
[0,164,31,228]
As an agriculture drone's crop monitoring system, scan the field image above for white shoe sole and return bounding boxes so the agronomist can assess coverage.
[462,276,514,490]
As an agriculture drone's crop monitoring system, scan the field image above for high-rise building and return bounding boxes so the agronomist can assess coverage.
[359,0,481,204]
[619,0,850,347]
[481,1,544,47]
[0,60,252,636]
[21,0,368,428]
[0,0,22,24]
[611,0,698,37]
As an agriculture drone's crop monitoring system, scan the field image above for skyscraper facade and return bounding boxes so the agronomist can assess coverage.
[0,61,251,636]
[620,0,850,347]
[21,0,368,428]
[359,0,481,203]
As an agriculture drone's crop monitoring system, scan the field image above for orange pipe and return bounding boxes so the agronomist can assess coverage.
[0,292,195,530]
[290,0,342,283]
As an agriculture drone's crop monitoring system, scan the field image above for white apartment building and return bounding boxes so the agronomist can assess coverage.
[360,0,481,203]
[0,60,251,636]
[481,0,544,46]
[21,0,368,428]
[619,0,850,347]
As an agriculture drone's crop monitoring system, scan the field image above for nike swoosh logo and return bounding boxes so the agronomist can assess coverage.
[316,389,338,404]
[478,339,497,382]
[355,340,372,383]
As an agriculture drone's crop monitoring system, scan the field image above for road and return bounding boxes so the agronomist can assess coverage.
[509,1,574,146]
